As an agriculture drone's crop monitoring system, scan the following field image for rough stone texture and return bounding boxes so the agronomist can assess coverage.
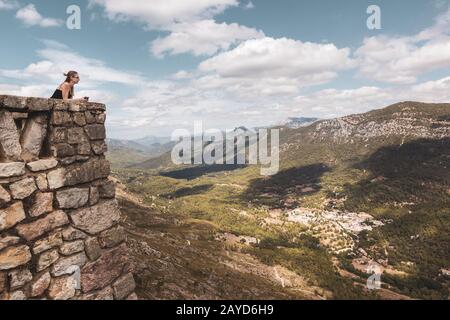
[9,177,36,200]
[89,187,99,206]
[48,275,76,300]
[47,168,65,190]
[64,158,110,186]
[113,273,136,299]
[0,272,6,293]
[35,173,48,191]
[76,286,114,300]
[0,162,25,178]
[84,237,101,261]
[126,293,138,300]
[62,227,87,241]
[33,231,63,255]
[0,110,22,160]
[0,236,20,251]
[97,179,116,198]
[52,143,75,158]
[16,210,69,241]
[20,114,48,161]
[73,112,86,126]
[0,245,32,270]
[78,142,92,156]
[84,124,105,140]
[49,127,66,143]
[30,272,51,297]
[51,252,87,277]
[91,141,107,155]
[96,113,106,124]
[81,244,130,293]
[0,201,26,231]
[0,185,11,204]
[59,240,84,256]
[29,192,53,217]
[26,158,58,172]
[70,199,121,235]
[0,95,135,300]
[99,226,126,248]
[56,188,89,209]
[8,268,33,290]
[6,290,27,300]
[0,95,27,110]
[67,127,89,144]
[51,111,72,126]
[37,249,59,272]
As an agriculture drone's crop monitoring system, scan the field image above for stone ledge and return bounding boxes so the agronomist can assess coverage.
[0,95,106,112]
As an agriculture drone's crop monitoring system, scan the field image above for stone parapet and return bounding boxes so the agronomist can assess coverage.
[0,95,136,300]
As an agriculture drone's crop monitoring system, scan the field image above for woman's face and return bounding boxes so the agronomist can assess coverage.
[71,73,80,84]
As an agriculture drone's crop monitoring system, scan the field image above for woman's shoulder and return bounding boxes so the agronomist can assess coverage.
[60,82,71,89]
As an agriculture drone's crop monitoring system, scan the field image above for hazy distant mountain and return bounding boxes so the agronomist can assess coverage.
[285,117,319,129]
[134,136,172,148]
[106,137,174,168]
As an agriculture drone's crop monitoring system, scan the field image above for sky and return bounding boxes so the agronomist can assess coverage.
[0,0,450,139]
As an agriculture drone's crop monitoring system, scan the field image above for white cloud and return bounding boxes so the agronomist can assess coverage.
[244,1,255,10]
[0,40,143,104]
[151,19,264,57]
[0,40,144,86]
[90,0,263,58]
[89,0,238,28]
[290,78,450,119]
[0,0,18,10]
[196,37,353,97]
[410,76,450,101]
[356,9,450,84]
[16,4,63,27]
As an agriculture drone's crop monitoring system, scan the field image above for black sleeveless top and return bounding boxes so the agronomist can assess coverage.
[50,89,72,99]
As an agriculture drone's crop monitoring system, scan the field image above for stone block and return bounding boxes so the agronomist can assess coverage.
[84,124,106,140]
[16,210,69,241]
[37,249,59,272]
[98,226,126,248]
[0,202,25,231]
[8,268,33,290]
[70,199,121,235]
[26,158,58,172]
[29,272,51,297]
[0,110,22,160]
[20,114,48,161]
[56,188,89,209]
[0,162,25,178]
[112,273,135,300]
[9,177,36,199]
[81,244,130,292]
[32,231,63,255]
[29,192,53,217]
[0,245,32,270]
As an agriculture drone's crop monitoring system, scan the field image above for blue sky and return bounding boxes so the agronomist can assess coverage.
[0,0,450,139]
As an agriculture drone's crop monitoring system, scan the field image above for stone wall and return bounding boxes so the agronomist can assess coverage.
[0,95,136,300]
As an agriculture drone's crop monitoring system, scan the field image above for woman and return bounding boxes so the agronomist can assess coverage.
[51,71,89,101]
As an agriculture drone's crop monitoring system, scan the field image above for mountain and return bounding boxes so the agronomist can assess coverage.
[285,117,320,129]
[114,101,450,300]
[134,136,172,148]
[106,137,175,168]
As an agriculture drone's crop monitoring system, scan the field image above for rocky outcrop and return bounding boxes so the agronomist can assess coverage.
[303,102,450,144]
[0,95,135,300]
